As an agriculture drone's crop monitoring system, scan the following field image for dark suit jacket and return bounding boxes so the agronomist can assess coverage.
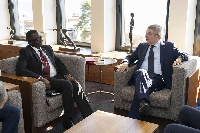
[126,41,188,89]
[16,45,69,79]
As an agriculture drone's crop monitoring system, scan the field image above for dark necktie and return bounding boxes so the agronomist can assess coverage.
[38,50,50,78]
[148,45,155,78]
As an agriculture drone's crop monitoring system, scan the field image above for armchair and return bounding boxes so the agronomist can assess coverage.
[0,53,85,133]
[0,90,25,133]
[114,58,197,121]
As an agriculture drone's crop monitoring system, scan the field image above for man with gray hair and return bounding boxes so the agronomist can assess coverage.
[117,24,188,119]
[0,81,20,133]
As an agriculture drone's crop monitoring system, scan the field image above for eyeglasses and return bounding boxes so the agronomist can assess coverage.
[145,32,159,36]
[30,36,42,42]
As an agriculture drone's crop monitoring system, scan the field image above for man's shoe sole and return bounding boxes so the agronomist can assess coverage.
[139,104,150,114]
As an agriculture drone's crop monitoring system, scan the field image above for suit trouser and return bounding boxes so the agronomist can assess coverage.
[0,104,20,133]
[164,105,200,133]
[47,73,93,119]
[128,69,166,119]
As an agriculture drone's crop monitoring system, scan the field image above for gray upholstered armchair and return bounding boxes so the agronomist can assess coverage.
[0,53,85,132]
[0,90,25,133]
[114,58,197,121]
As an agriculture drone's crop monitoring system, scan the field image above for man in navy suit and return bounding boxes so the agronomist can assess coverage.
[16,30,93,130]
[117,24,188,119]
[0,81,20,133]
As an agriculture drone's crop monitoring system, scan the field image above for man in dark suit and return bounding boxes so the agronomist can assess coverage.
[0,81,20,133]
[16,30,93,130]
[117,24,188,119]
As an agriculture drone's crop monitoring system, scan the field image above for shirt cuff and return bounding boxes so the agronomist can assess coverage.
[38,76,44,81]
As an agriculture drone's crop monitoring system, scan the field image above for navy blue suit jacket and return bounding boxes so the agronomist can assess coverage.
[126,41,188,89]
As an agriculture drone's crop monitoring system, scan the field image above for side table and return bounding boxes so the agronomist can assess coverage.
[3,82,20,92]
[85,57,117,97]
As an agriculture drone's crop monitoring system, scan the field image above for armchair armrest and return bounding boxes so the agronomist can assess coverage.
[55,53,85,91]
[114,65,136,108]
[114,65,136,89]
[170,59,197,118]
[0,71,38,133]
[114,66,135,87]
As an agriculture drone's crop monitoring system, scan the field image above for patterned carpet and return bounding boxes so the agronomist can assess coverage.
[45,81,114,133]
[85,81,114,113]
[45,81,167,133]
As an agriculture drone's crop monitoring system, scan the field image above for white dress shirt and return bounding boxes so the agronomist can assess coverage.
[31,46,57,77]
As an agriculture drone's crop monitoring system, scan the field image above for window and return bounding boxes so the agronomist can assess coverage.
[18,0,34,36]
[65,0,91,46]
[117,0,169,50]
[8,0,34,39]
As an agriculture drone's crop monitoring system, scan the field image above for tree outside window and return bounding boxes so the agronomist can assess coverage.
[65,0,91,44]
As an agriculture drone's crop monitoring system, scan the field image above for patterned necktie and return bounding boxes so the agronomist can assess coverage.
[148,45,155,78]
[38,50,50,78]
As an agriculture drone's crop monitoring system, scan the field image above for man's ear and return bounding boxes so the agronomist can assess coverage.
[28,41,32,45]
[158,34,161,39]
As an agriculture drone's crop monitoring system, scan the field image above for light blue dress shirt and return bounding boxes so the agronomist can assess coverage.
[140,42,162,75]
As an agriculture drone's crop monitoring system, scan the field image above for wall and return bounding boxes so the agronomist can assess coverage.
[43,0,57,45]
[185,0,197,54]
[33,0,57,45]
[91,0,104,52]
[168,0,196,55]
[0,0,10,40]
[104,0,116,52]
[91,0,116,53]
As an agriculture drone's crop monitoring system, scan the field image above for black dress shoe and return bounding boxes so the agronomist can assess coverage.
[63,119,74,130]
[139,99,150,114]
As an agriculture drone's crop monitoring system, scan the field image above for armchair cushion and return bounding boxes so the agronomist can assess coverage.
[149,89,172,109]
[121,86,135,101]
[121,87,172,109]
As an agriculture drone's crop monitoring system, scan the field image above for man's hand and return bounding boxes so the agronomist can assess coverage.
[172,57,182,68]
[116,62,129,73]
[65,74,77,82]
[41,78,51,89]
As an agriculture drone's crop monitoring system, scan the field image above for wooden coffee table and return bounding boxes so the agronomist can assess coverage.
[65,110,159,133]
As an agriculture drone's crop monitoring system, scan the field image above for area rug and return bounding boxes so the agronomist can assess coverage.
[45,81,114,133]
